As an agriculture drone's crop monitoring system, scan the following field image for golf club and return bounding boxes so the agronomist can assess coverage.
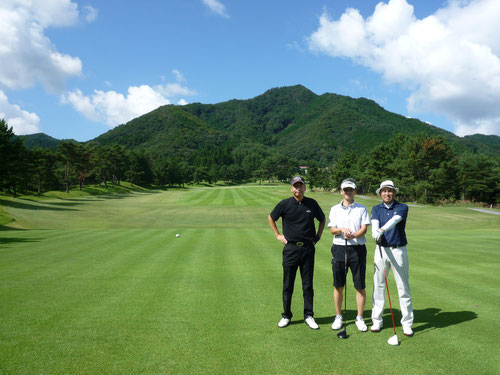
[337,238,349,339]
[377,244,399,346]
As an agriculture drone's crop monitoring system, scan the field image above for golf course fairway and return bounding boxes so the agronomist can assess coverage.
[1,184,499,374]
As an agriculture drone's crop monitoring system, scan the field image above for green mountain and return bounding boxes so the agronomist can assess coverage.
[462,134,500,153]
[16,133,64,151]
[95,85,499,161]
[23,85,500,161]
[92,105,230,158]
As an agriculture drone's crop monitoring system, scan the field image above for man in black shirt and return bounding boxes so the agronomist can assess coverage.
[268,176,326,329]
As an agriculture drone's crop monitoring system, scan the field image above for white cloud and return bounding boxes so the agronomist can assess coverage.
[155,83,196,97]
[172,69,186,83]
[83,5,98,23]
[202,0,229,18]
[177,99,188,106]
[0,0,88,93]
[62,86,171,126]
[0,90,41,135]
[62,77,196,127]
[287,41,305,53]
[455,118,500,137]
[308,0,500,136]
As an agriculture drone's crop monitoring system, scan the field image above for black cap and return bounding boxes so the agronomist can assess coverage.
[290,176,305,185]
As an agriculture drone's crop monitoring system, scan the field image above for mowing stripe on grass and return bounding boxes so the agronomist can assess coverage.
[1,185,499,374]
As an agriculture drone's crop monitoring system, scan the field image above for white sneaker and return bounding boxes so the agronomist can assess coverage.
[370,322,383,332]
[355,317,368,332]
[278,317,290,328]
[331,316,343,330]
[305,316,319,330]
[403,326,414,337]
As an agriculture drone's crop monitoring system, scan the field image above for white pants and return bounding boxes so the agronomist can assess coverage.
[371,245,414,328]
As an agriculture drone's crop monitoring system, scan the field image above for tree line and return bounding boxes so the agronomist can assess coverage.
[1,119,298,196]
[1,119,499,204]
[307,133,499,204]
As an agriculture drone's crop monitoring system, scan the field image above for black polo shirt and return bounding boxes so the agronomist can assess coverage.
[270,196,325,242]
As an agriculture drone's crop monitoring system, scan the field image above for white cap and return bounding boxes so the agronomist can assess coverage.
[376,180,399,195]
[341,180,357,190]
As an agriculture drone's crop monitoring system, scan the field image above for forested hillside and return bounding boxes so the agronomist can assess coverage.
[16,133,64,151]
[92,84,499,162]
[4,85,500,204]
[94,105,231,158]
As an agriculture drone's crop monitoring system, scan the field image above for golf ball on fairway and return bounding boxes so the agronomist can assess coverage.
[176,233,180,238]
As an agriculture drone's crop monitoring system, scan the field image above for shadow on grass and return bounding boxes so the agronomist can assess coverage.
[288,312,361,326]
[0,225,26,232]
[17,197,84,207]
[293,307,477,333]
[0,236,42,246]
[412,307,477,333]
[35,201,83,207]
[0,227,43,247]
[314,315,335,325]
[82,187,130,196]
[374,307,477,334]
[0,199,78,211]
[286,315,335,326]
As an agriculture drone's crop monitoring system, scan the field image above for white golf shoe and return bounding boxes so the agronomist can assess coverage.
[278,317,290,328]
[355,317,368,332]
[305,316,319,330]
[403,326,414,337]
[370,322,383,332]
[331,316,343,330]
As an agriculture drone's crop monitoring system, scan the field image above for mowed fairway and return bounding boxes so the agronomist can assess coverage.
[1,185,499,374]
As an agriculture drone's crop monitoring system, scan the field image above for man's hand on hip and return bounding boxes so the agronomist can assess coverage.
[276,234,288,245]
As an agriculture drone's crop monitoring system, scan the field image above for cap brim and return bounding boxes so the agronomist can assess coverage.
[376,186,399,195]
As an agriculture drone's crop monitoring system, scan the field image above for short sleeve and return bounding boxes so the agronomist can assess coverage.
[361,207,371,225]
[314,200,325,221]
[371,205,379,221]
[395,204,408,221]
[327,206,336,228]
[270,200,284,221]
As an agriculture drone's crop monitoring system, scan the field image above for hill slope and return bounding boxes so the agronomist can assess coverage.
[92,105,231,157]
[23,85,500,161]
[16,133,64,151]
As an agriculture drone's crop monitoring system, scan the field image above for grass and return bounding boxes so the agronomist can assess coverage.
[1,184,499,374]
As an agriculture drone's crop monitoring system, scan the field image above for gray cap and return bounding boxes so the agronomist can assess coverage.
[290,176,305,185]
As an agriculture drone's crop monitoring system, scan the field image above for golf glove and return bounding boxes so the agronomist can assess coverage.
[372,229,384,242]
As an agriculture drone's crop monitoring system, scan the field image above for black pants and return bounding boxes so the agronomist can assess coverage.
[282,243,315,319]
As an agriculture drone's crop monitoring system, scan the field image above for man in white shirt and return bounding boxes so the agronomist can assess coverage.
[328,178,371,332]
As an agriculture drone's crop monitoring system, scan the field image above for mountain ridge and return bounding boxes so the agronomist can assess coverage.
[19,85,500,160]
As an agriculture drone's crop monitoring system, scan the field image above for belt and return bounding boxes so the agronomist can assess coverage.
[288,240,314,247]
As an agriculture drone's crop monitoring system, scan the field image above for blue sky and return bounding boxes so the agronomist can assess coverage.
[1,0,500,141]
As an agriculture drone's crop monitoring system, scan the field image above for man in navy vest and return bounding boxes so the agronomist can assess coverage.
[370,180,414,337]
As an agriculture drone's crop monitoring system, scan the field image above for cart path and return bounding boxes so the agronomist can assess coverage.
[468,208,500,215]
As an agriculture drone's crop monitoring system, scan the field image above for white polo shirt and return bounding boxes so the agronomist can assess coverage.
[328,200,371,245]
